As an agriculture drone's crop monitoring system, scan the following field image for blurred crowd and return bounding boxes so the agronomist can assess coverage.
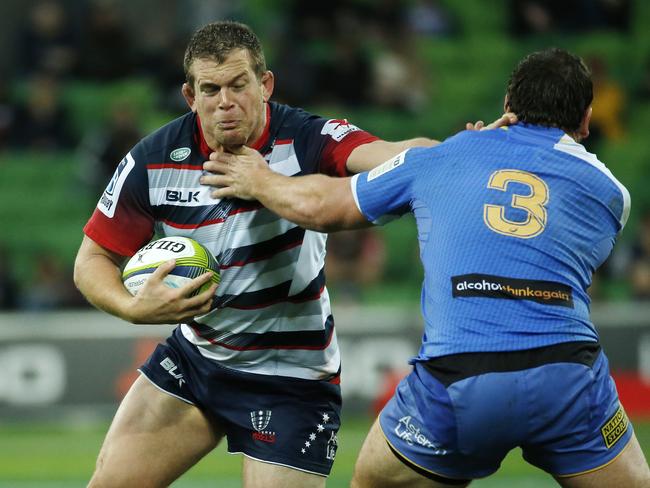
[0,0,648,311]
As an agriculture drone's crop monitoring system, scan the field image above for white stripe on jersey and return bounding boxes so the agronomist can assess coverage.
[553,135,631,228]
[268,142,301,176]
[195,288,332,335]
[289,230,327,295]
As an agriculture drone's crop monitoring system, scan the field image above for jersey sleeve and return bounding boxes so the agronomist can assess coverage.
[294,116,379,177]
[83,143,155,257]
[351,148,419,224]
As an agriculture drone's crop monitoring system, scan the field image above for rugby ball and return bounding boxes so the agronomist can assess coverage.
[122,236,220,296]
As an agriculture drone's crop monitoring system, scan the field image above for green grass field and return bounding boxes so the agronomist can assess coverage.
[1,417,648,487]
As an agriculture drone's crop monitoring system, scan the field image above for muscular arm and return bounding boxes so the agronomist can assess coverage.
[204,148,369,233]
[344,113,517,173]
[346,137,437,173]
[73,236,217,324]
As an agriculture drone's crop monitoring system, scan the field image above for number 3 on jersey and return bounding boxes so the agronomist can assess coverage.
[483,169,549,238]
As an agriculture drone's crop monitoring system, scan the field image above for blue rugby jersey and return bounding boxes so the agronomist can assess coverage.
[84,102,378,380]
[352,124,630,357]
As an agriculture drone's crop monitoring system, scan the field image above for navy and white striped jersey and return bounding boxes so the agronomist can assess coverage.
[84,101,379,380]
[352,124,630,357]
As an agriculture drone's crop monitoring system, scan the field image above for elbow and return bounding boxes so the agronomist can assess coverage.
[72,259,83,292]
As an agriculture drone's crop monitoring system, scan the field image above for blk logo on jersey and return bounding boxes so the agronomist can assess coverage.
[166,190,199,203]
[99,153,135,218]
[250,410,276,443]
[452,273,574,308]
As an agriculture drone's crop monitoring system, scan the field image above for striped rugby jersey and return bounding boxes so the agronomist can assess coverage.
[84,101,379,380]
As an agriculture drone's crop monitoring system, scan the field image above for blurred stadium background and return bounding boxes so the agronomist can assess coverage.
[1,0,650,486]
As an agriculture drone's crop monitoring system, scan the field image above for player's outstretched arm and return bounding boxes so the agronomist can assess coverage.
[202,147,368,233]
[345,112,517,173]
[74,236,217,324]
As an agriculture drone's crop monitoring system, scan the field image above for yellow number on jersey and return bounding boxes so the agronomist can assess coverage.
[483,169,549,238]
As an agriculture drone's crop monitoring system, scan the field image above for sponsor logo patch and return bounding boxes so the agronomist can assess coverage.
[394,415,446,454]
[250,410,276,443]
[451,273,574,308]
[320,119,361,142]
[99,153,135,218]
[601,405,629,448]
[367,150,407,181]
[170,147,191,162]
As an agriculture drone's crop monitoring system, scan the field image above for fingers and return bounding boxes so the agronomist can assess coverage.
[179,271,215,297]
[150,259,176,279]
[179,281,219,321]
[484,112,518,130]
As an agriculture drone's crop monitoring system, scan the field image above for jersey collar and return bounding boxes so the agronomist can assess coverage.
[195,103,271,157]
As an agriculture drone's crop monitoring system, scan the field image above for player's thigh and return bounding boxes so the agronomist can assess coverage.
[555,433,650,488]
[242,456,326,488]
[351,419,470,488]
[89,374,223,487]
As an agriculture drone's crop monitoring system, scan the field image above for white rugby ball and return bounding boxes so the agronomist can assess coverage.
[122,236,220,296]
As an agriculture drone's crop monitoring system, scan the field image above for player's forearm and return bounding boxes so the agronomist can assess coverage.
[250,170,345,232]
[346,138,438,173]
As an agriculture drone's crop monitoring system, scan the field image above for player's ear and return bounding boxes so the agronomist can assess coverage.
[261,71,274,102]
[182,82,196,112]
[577,106,592,140]
[503,94,510,113]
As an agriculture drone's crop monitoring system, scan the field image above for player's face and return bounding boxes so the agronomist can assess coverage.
[183,49,274,149]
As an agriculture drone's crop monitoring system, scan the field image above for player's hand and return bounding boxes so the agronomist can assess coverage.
[127,259,218,324]
[200,146,270,200]
[466,112,517,131]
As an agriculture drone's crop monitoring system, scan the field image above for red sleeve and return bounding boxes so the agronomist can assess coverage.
[84,207,154,257]
[319,119,380,177]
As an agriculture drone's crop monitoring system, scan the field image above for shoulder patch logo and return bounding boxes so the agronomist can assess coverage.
[170,147,191,162]
[367,150,407,182]
[320,119,361,142]
[98,153,135,218]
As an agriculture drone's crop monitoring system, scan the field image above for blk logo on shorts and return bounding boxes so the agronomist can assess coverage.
[159,357,185,387]
[250,410,276,443]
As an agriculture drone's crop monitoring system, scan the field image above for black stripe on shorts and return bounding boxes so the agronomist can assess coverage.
[422,341,601,387]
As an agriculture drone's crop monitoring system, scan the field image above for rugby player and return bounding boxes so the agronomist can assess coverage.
[207,48,650,487]
[74,20,509,487]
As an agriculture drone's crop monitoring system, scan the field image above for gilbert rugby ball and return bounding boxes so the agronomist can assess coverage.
[122,236,220,296]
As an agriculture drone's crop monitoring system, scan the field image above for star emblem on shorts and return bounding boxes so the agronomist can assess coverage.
[322,413,330,422]
[317,424,324,432]
[301,448,306,454]
[305,441,311,447]
[309,433,316,441]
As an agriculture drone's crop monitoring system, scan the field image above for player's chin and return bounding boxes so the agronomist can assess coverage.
[217,130,247,148]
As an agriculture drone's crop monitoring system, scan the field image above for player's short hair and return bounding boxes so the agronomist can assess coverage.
[183,21,267,87]
[506,48,593,133]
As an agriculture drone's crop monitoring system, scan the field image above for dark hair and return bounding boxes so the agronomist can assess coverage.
[183,21,266,86]
[506,48,592,132]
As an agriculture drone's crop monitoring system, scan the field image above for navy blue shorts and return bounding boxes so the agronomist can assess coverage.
[139,328,341,476]
[380,341,633,481]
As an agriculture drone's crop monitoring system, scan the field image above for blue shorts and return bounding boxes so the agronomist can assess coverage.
[139,328,341,476]
[380,341,633,481]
